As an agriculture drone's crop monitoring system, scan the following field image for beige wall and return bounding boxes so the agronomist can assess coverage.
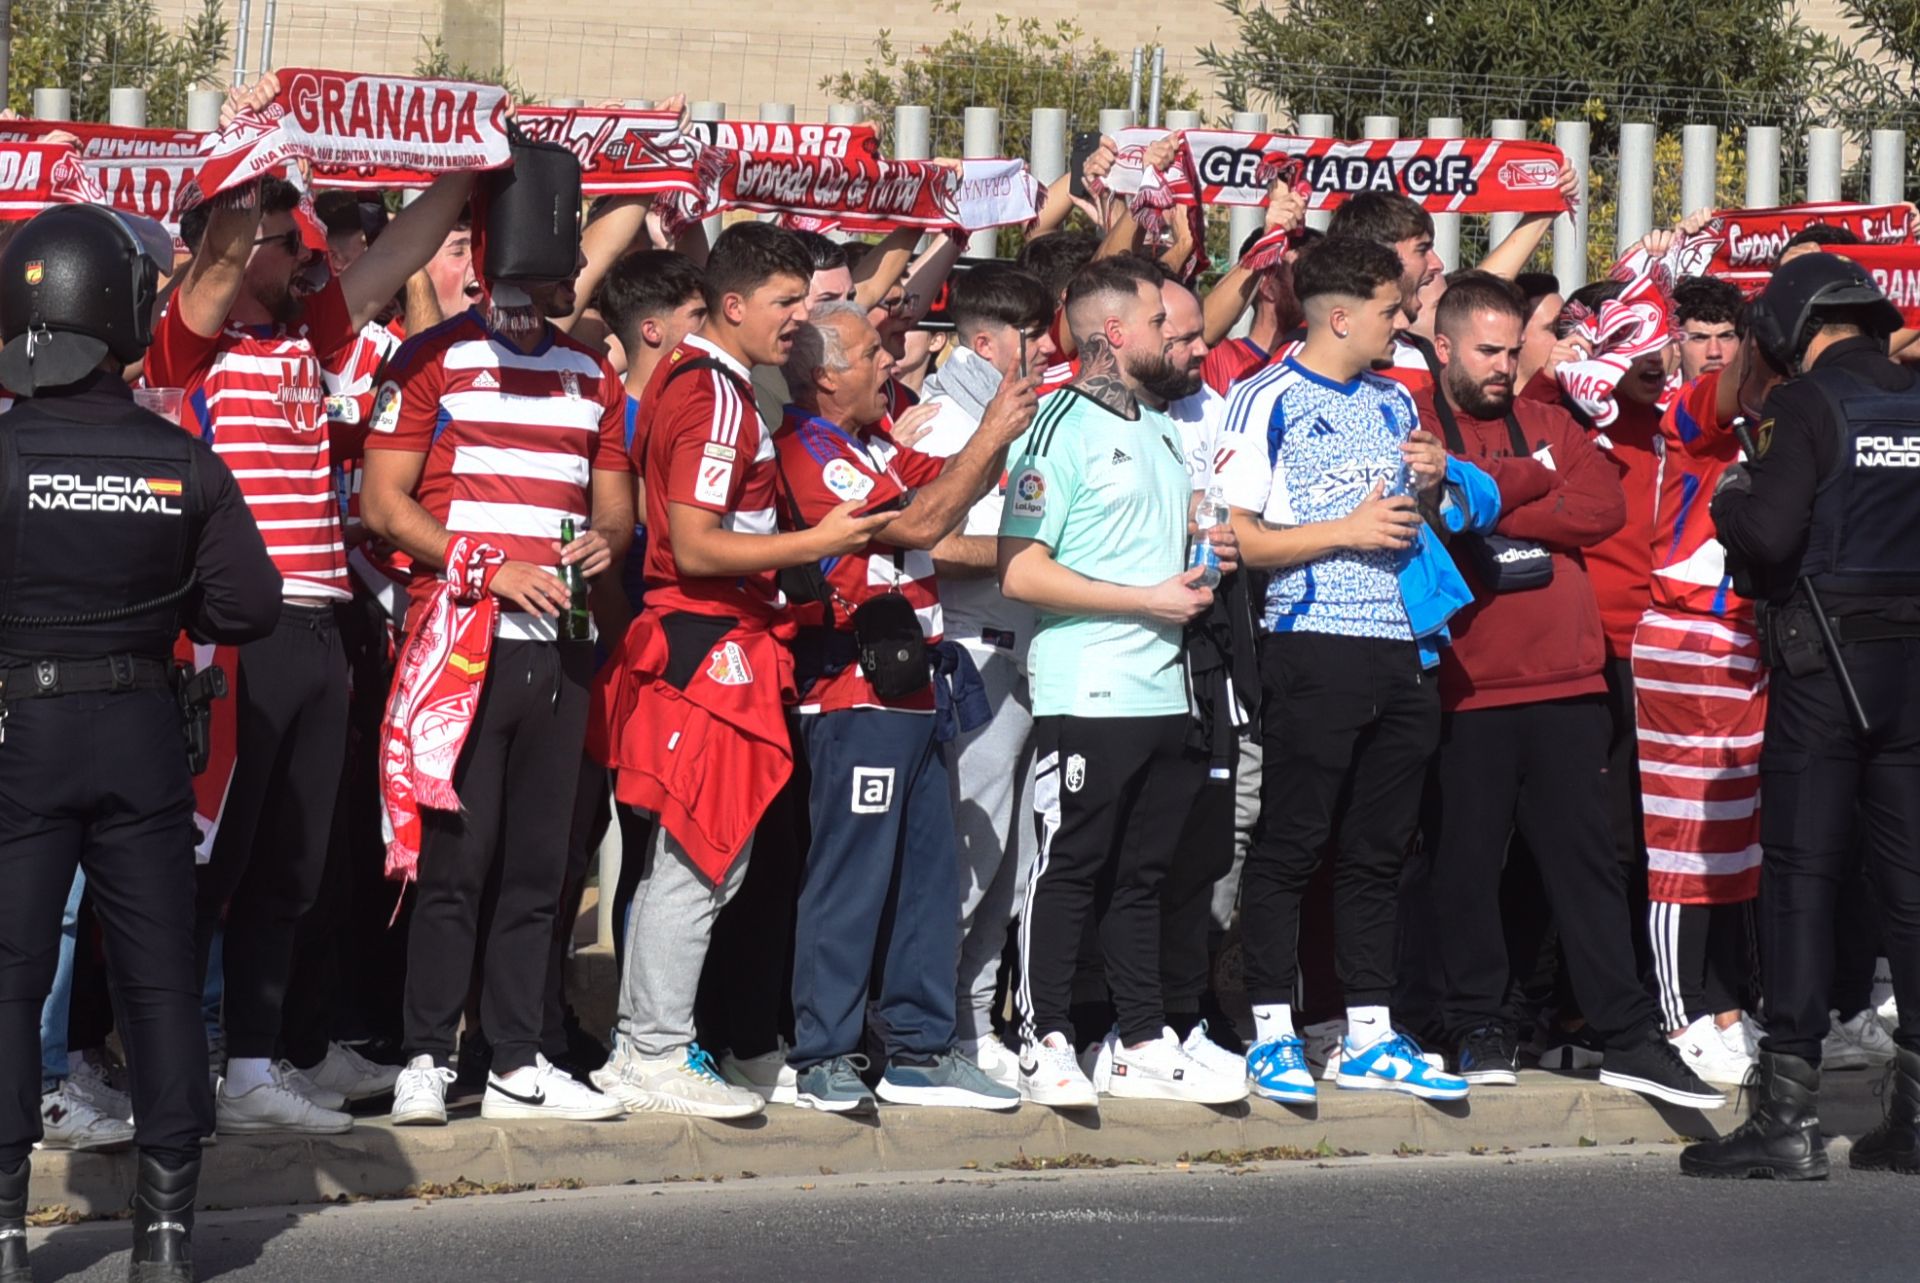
[156,0,1869,120]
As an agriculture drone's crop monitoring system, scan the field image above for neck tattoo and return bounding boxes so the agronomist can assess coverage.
[1071,335,1140,420]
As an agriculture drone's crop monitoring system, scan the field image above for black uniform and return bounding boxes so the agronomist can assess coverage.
[0,373,281,1171]
[1712,336,1920,1064]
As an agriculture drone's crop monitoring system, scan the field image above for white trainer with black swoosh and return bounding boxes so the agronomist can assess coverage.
[482,1054,625,1121]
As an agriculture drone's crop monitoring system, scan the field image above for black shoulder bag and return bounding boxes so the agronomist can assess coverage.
[1414,339,1555,593]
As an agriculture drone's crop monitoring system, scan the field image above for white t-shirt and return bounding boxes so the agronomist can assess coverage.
[916,394,1038,665]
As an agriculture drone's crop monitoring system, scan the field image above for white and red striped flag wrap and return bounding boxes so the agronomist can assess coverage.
[0,140,108,220]
[1632,610,1768,905]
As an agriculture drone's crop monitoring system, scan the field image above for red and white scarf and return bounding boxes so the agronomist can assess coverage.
[0,122,193,226]
[1099,127,1568,215]
[183,68,514,214]
[0,141,105,219]
[1830,243,1920,328]
[670,150,966,234]
[378,536,506,884]
[1557,266,1674,429]
[1623,201,1919,298]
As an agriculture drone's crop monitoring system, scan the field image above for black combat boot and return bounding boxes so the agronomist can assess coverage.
[128,1152,199,1282]
[0,1156,31,1283]
[1679,1050,1828,1180]
[1851,1044,1920,1174]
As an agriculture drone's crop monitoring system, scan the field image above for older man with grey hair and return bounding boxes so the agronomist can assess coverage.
[771,301,1037,1113]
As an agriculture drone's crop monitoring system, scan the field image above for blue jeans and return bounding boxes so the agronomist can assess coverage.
[37,869,87,1092]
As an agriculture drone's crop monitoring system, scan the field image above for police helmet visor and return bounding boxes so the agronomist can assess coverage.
[1753,252,1904,367]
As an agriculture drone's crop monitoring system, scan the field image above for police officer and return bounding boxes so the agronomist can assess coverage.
[1681,253,1920,1181]
[0,205,281,1282]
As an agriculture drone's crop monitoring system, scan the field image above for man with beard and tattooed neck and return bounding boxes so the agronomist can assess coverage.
[147,70,477,1137]
[999,256,1248,1109]
[1411,272,1724,1111]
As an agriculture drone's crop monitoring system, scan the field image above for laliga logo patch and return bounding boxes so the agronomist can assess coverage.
[1010,468,1045,518]
[822,458,875,502]
[24,260,44,286]
[1064,753,1086,793]
[371,381,403,434]
[706,641,753,686]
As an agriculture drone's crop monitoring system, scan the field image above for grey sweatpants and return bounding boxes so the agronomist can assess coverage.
[947,642,1038,1043]
[1210,732,1264,934]
[614,824,752,1058]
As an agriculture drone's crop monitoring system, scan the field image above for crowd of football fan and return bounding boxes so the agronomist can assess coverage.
[15,77,1915,1155]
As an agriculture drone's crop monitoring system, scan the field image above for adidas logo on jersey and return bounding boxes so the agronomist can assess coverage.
[471,369,501,390]
[1111,448,1132,464]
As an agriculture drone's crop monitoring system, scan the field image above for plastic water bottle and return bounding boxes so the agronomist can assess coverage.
[1189,485,1227,589]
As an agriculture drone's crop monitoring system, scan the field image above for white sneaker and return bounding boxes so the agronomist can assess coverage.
[272,1059,348,1111]
[485,1054,625,1121]
[1872,957,1895,1030]
[37,1082,134,1151]
[390,1055,457,1127]
[720,1044,799,1106]
[301,1043,401,1103]
[1180,1022,1248,1082]
[1722,1013,1761,1062]
[67,1051,132,1121]
[1825,1008,1897,1070]
[1079,1028,1116,1095]
[217,1068,353,1134]
[1019,1032,1099,1108]
[1108,1028,1248,1104]
[959,1035,1023,1092]
[591,1043,763,1119]
[1671,1015,1755,1088]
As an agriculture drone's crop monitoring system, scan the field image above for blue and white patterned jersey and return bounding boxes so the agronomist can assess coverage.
[1215,358,1416,639]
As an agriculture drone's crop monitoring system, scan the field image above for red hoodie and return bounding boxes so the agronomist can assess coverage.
[1582,397,1663,659]
[1415,388,1628,712]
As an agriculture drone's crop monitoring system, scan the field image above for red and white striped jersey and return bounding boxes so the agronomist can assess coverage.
[1651,369,1752,622]
[775,407,945,714]
[372,310,631,640]
[636,336,782,622]
[324,318,403,434]
[146,279,357,600]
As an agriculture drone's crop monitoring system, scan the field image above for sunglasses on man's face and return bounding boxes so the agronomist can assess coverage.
[253,229,303,256]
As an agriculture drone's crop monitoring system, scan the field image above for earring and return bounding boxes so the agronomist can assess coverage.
[1333,326,1349,340]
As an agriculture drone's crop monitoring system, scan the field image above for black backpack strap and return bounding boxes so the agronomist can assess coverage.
[1404,334,1465,453]
[1502,409,1531,457]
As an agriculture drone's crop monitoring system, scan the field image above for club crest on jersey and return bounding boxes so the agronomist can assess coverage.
[822,458,874,502]
[706,641,753,686]
[1064,753,1086,793]
[371,381,402,434]
[1010,468,1045,518]
[559,370,582,400]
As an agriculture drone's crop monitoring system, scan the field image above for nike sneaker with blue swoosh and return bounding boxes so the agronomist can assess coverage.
[1247,1035,1316,1104]
[1336,1032,1470,1101]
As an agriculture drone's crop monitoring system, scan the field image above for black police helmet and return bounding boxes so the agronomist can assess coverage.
[0,204,173,396]
[1749,251,1904,371]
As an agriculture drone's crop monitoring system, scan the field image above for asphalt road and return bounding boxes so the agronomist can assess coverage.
[23,1144,1920,1282]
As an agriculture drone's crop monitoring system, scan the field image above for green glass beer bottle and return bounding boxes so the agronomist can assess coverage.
[559,518,591,641]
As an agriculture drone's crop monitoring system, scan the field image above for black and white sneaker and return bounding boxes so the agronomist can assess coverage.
[1535,1023,1606,1072]
[1600,1028,1728,1109]
[1455,1025,1519,1086]
[482,1055,625,1121]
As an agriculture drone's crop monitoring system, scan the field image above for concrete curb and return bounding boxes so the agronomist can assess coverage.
[25,1071,1887,1215]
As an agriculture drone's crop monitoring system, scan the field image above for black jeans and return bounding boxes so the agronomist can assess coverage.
[1758,636,1920,1062]
[1020,714,1204,1047]
[1428,697,1659,1049]
[195,602,349,1061]
[1163,771,1237,1016]
[1242,633,1438,1010]
[403,639,593,1073]
[0,689,212,1168]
